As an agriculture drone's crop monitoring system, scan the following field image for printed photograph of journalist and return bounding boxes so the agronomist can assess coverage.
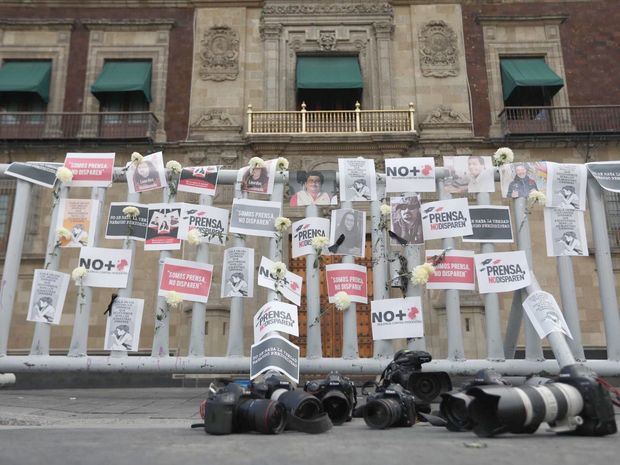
[390,195,424,245]
[289,170,337,206]
[504,163,540,198]
[443,156,494,194]
[330,208,365,257]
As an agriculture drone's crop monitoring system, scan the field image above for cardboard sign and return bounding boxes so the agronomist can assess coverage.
[523,291,573,340]
[338,158,377,201]
[253,301,299,343]
[158,258,213,303]
[126,151,167,194]
[63,152,115,187]
[288,170,338,206]
[145,203,182,251]
[56,198,99,248]
[105,202,149,241]
[544,208,588,257]
[178,165,219,195]
[425,249,476,291]
[390,195,424,245]
[546,162,587,210]
[5,162,60,188]
[385,157,436,193]
[250,334,300,383]
[78,247,132,289]
[371,297,424,340]
[586,161,620,193]
[474,251,531,294]
[329,209,366,257]
[103,297,144,351]
[257,257,302,306]
[291,217,330,258]
[443,156,495,194]
[462,206,513,243]
[229,198,281,238]
[421,197,473,240]
[221,247,254,298]
[325,263,368,304]
[178,203,229,246]
[26,269,70,325]
[238,159,276,195]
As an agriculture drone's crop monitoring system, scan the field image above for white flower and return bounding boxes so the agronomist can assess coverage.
[187,229,202,245]
[166,160,182,174]
[122,206,140,219]
[276,157,289,171]
[528,190,546,205]
[56,166,73,183]
[334,291,352,311]
[275,216,292,232]
[410,263,435,285]
[493,147,514,166]
[311,235,329,250]
[166,291,183,308]
[71,266,87,283]
[56,227,72,240]
[380,204,392,216]
[130,152,144,164]
[271,261,287,280]
[248,157,265,169]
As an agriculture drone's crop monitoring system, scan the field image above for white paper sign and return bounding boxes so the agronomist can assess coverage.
[546,162,587,210]
[385,157,436,193]
[474,251,531,294]
[325,263,368,304]
[221,247,254,298]
[178,203,229,246]
[292,217,330,258]
[126,151,167,194]
[253,301,299,343]
[421,197,473,240]
[544,208,588,257]
[257,257,303,306]
[523,291,573,339]
[371,297,424,340]
[229,198,281,238]
[78,247,132,289]
[158,258,214,303]
[26,269,70,325]
[338,158,377,201]
[104,297,144,351]
[63,152,115,187]
[425,249,476,291]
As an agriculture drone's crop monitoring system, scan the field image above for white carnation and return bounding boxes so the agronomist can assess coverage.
[166,291,183,308]
[276,157,289,171]
[122,206,140,219]
[187,229,202,245]
[271,261,287,280]
[130,152,144,164]
[334,291,352,311]
[56,166,73,183]
[275,216,292,232]
[493,147,514,166]
[166,160,182,174]
[56,227,72,240]
[528,190,546,205]
[311,236,329,250]
[71,266,87,283]
[380,204,392,216]
[248,157,265,169]
[410,263,435,285]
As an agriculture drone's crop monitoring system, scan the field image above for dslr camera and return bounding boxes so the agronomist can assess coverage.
[305,372,357,425]
[362,383,417,429]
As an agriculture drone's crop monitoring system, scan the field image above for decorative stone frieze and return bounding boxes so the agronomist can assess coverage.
[419,20,459,78]
[199,26,239,81]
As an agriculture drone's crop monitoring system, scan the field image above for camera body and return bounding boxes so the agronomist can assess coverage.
[305,372,357,425]
[251,373,292,399]
[363,383,416,429]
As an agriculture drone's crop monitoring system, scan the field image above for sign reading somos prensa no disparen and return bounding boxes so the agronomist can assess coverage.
[158,258,214,303]
[229,198,281,238]
[474,251,532,294]
[250,334,300,384]
[253,301,299,343]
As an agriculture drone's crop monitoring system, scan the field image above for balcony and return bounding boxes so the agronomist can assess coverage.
[499,105,620,137]
[0,112,159,141]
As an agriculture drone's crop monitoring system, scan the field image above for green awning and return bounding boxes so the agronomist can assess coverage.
[296,56,363,89]
[500,58,564,101]
[0,61,52,102]
[91,61,152,102]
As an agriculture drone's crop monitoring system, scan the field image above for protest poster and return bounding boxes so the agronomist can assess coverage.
[586,161,620,193]
[421,197,472,240]
[523,291,573,340]
[289,170,338,206]
[158,258,213,303]
[474,251,531,294]
[105,202,149,241]
[78,247,132,289]
[56,198,99,247]
[177,165,219,195]
[329,209,365,257]
[126,151,167,194]
[257,257,302,306]
[178,204,229,246]
[546,162,587,210]
[145,203,182,251]
[253,301,299,343]
[238,159,276,195]
[425,249,476,291]
[371,297,424,340]
[385,157,436,193]
[292,217,330,258]
[390,195,424,245]
[250,334,300,383]
[462,206,513,243]
[544,208,588,257]
[221,247,254,298]
[325,263,368,304]
[26,269,70,325]
[338,158,377,201]
[499,162,547,199]
[63,152,115,187]
[5,161,60,188]
[229,198,281,238]
[103,297,144,351]
[443,155,495,194]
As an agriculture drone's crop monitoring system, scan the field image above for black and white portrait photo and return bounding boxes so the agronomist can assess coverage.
[329,208,366,257]
[390,195,424,245]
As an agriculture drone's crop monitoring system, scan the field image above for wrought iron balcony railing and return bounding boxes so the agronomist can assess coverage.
[499,105,620,136]
[0,112,159,141]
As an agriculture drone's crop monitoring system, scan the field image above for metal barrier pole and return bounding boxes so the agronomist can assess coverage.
[68,186,106,357]
[305,203,322,359]
[503,289,522,359]
[405,244,427,351]
[437,179,464,360]
[226,180,246,357]
[587,178,620,361]
[0,180,33,356]
[341,200,358,359]
[556,256,586,360]
[477,191,505,360]
[267,175,285,302]
[30,185,69,356]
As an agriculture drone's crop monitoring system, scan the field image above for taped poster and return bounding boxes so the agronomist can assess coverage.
[385,157,436,193]
[462,206,513,243]
[586,161,620,193]
[178,203,229,246]
[338,158,377,201]
[56,198,99,247]
[145,203,182,251]
[63,152,115,187]
[289,170,338,206]
[292,217,330,258]
[103,297,144,351]
[499,162,547,199]
[250,334,300,383]
[105,202,149,241]
[421,197,473,240]
[26,269,70,325]
[546,162,587,210]
[371,297,424,340]
[126,151,167,194]
[229,198,281,238]
[78,247,132,289]
[474,251,531,294]
[253,301,299,343]
[158,258,213,303]
[390,195,423,245]
[329,208,365,257]
[177,165,219,195]
[238,159,276,195]
[544,208,588,257]
[257,257,302,306]
[425,249,475,291]
[325,263,368,304]
[523,291,573,340]
[443,155,495,194]
[221,247,254,298]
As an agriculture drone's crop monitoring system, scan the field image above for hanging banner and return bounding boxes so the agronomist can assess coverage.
[238,159,276,195]
[474,251,531,294]
[462,206,513,243]
[425,249,476,291]
[250,334,300,383]
[5,162,60,188]
[126,151,167,194]
[257,257,302,306]
[158,258,213,303]
[145,203,182,251]
[586,161,620,193]
[338,158,377,201]
[103,297,144,352]
[63,152,115,187]
[421,197,473,240]
[229,198,281,238]
[390,195,424,245]
[178,203,229,246]
[289,170,338,206]
[371,297,424,340]
[385,157,436,193]
[221,247,254,298]
[499,162,547,199]
[105,202,149,241]
[26,269,70,325]
[177,165,219,195]
[546,162,587,210]
[325,263,368,304]
[292,217,330,258]
[78,247,132,289]
[443,156,495,194]
[329,208,366,257]
[523,291,573,340]
[544,208,588,257]
[56,198,99,248]
[253,301,299,343]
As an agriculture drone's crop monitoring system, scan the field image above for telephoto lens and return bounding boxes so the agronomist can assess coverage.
[236,398,287,434]
[362,384,416,430]
[271,388,323,421]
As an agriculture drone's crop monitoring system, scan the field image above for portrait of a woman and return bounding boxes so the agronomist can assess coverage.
[241,166,270,194]
[331,209,365,257]
[132,160,162,192]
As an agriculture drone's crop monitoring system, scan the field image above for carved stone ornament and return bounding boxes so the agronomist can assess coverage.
[262,2,393,16]
[319,31,337,51]
[419,20,459,78]
[420,105,471,131]
[199,26,239,81]
[190,110,240,131]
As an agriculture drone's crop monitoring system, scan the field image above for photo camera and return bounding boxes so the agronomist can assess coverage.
[305,372,357,425]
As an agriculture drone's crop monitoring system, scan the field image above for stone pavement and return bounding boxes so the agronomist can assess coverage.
[0,388,619,465]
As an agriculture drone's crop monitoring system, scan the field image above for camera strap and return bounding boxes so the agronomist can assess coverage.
[286,412,333,434]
